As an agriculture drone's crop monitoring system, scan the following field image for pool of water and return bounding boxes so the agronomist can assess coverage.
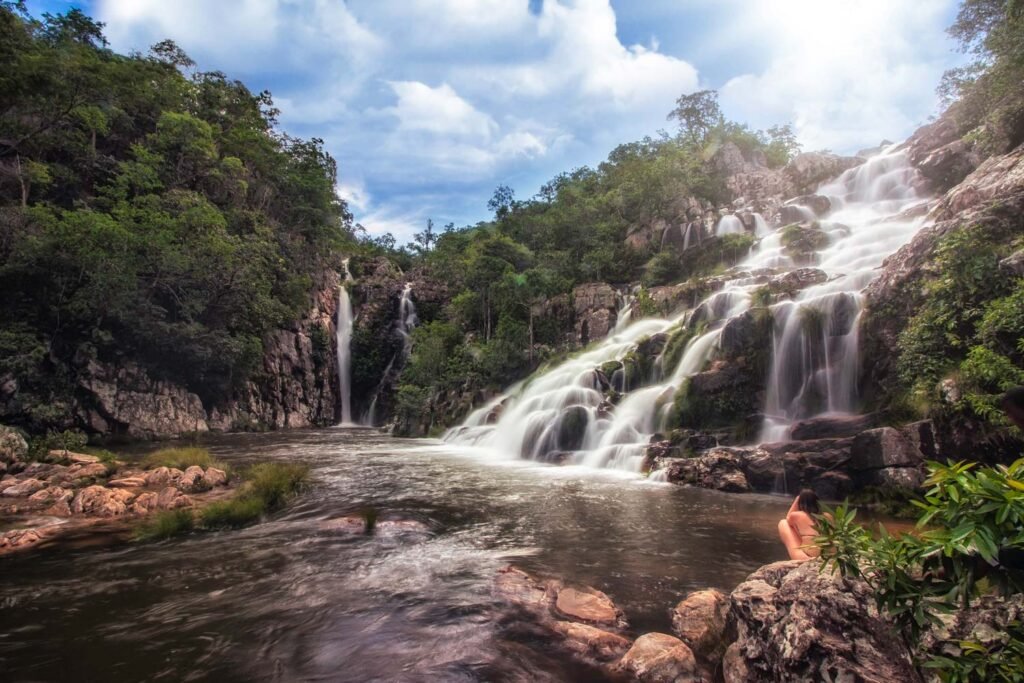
[0,428,799,682]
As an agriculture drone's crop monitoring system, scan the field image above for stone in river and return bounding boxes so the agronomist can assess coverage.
[1,477,45,497]
[554,586,624,627]
[108,477,146,489]
[616,632,698,683]
[551,620,631,662]
[670,589,729,662]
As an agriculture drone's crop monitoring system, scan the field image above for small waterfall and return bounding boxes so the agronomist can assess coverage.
[715,214,745,236]
[615,291,635,332]
[446,146,931,469]
[336,259,355,425]
[366,284,419,426]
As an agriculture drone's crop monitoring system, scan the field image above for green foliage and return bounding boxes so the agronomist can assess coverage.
[643,250,683,287]
[199,462,309,529]
[634,288,660,318]
[0,7,354,429]
[199,494,267,529]
[134,508,195,541]
[143,447,217,470]
[816,460,1024,680]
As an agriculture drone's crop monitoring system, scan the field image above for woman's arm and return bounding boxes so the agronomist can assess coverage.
[788,496,800,514]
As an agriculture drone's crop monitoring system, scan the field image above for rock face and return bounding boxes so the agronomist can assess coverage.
[574,283,618,345]
[70,485,135,516]
[724,560,921,683]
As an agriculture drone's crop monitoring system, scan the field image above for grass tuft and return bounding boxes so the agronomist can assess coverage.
[134,509,195,540]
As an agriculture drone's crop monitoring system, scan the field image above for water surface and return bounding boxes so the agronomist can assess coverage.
[0,429,797,682]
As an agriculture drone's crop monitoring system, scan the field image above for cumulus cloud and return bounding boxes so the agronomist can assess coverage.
[717,0,958,152]
[86,0,960,234]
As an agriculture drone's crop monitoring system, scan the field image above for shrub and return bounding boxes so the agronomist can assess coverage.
[199,495,266,529]
[245,462,310,510]
[816,459,1024,681]
[134,509,195,541]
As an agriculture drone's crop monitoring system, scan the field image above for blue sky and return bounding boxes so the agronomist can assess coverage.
[28,0,964,241]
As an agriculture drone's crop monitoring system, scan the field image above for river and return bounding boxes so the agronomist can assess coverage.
[1,429,801,682]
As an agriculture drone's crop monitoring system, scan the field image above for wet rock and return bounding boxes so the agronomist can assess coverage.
[551,621,632,662]
[849,426,927,489]
[129,492,160,515]
[725,560,921,682]
[2,477,45,497]
[790,413,880,441]
[28,486,72,505]
[319,516,430,536]
[71,485,135,516]
[573,282,618,345]
[0,528,43,550]
[554,587,625,628]
[46,500,72,517]
[144,466,181,487]
[671,589,729,663]
[68,462,108,481]
[790,194,831,216]
[785,152,862,195]
[494,566,555,612]
[556,405,590,452]
[177,465,207,492]
[780,224,830,263]
[767,267,828,295]
[50,450,100,464]
[202,466,228,488]
[156,486,193,510]
[0,425,28,464]
[107,477,146,489]
[660,449,751,493]
[616,632,698,683]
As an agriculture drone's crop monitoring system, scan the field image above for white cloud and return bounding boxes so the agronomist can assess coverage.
[336,179,371,213]
[386,81,497,139]
[717,0,958,152]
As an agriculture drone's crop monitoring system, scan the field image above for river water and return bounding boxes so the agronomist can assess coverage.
[1,429,801,682]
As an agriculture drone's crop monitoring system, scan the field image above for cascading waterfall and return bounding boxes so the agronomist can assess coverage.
[336,259,355,425]
[365,284,419,426]
[615,290,636,333]
[445,146,931,470]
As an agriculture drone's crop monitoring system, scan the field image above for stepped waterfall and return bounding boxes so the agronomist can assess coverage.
[445,147,931,471]
[336,259,355,425]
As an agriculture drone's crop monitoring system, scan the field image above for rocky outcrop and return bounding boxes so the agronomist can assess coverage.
[784,152,862,195]
[723,560,921,682]
[616,633,698,683]
[903,109,982,193]
[671,589,729,663]
[573,283,618,345]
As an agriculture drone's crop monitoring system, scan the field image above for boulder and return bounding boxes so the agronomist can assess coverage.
[790,194,831,216]
[1,477,45,497]
[785,152,862,195]
[28,486,72,505]
[659,449,751,493]
[573,283,618,344]
[144,466,181,487]
[49,450,99,464]
[70,485,135,516]
[554,586,625,628]
[616,633,698,683]
[68,462,108,481]
[768,268,828,295]
[202,466,228,488]
[0,528,43,550]
[493,566,554,612]
[176,465,207,492]
[551,621,631,663]
[670,589,729,663]
[0,426,28,464]
[129,492,159,514]
[849,427,927,489]
[725,560,921,682]
[156,486,193,510]
[920,594,1024,663]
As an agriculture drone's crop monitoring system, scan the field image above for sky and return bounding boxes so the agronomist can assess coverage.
[28,0,965,241]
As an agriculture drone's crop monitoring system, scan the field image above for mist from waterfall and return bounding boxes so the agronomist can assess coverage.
[337,259,355,425]
[445,147,930,471]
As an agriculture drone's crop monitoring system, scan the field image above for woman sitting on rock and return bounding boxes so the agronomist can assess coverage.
[778,489,822,561]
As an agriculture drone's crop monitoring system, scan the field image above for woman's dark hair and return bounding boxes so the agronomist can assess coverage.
[797,489,820,514]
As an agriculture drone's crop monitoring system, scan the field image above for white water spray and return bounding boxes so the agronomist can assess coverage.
[366,284,419,426]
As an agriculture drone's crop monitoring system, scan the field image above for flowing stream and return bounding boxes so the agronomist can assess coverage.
[0,429,798,682]
[446,147,930,468]
[365,284,419,426]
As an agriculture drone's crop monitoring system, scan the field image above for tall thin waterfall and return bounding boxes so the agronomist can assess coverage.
[336,259,355,425]
[365,284,418,426]
[445,146,930,470]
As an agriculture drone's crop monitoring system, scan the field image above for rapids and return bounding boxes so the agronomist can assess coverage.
[445,147,931,469]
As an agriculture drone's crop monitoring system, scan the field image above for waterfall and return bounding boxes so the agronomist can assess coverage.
[365,284,419,426]
[715,214,745,236]
[336,259,355,425]
[615,290,635,332]
[445,146,930,469]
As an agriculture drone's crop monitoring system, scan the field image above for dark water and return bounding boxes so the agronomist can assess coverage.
[0,429,796,682]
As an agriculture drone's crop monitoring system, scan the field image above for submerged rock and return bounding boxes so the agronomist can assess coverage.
[554,586,626,628]
[551,621,631,663]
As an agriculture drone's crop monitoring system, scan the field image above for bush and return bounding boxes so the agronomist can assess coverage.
[201,462,309,529]
[143,447,216,470]
[199,495,266,529]
[816,459,1024,681]
[134,509,195,541]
